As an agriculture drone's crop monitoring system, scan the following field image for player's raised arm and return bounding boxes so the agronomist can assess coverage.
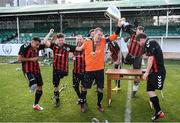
[120,18,136,35]
[106,19,125,43]
[43,29,54,47]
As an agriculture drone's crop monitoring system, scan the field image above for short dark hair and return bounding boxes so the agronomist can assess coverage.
[136,33,147,42]
[87,29,94,37]
[89,29,94,34]
[32,37,41,43]
[56,33,64,38]
[137,26,144,32]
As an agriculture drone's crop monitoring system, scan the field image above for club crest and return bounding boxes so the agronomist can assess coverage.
[2,45,12,55]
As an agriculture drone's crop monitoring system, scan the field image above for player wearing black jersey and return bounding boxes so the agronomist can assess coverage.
[136,33,166,121]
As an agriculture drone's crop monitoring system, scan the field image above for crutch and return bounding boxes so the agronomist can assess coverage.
[51,84,67,100]
[59,84,67,93]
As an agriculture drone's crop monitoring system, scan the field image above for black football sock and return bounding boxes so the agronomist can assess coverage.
[150,96,161,113]
[97,91,103,106]
[35,90,43,105]
[80,90,87,103]
[74,85,81,99]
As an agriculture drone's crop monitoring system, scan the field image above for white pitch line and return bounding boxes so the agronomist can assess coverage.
[124,80,132,122]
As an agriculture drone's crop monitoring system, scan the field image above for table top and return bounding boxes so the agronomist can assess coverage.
[106,69,146,76]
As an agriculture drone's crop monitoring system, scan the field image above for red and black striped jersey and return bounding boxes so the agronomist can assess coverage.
[125,34,144,57]
[123,24,144,57]
[73,51,85,74]
[50,43,76,73]
[145,40,166,73]
[108,41,120,62]
[18,43,45,74]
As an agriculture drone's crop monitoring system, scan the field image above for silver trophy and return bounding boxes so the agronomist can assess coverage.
[105,5,121,21]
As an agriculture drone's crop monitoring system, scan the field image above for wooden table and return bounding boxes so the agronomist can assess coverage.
[106,69,145,106]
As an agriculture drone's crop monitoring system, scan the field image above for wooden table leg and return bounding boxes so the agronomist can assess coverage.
[107,76,112,107]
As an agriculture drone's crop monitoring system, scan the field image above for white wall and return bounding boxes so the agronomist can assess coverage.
[150,37,180,52]
[162,40,180,52]
[0,44,43,56]
[0,44,21,56]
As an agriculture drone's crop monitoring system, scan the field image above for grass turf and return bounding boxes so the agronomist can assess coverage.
[0,59,180,122]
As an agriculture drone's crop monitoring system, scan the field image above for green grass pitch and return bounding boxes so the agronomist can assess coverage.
[0,59,180,122]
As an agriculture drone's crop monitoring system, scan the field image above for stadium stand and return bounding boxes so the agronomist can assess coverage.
[2,25,179,44]
[0,0,180,45]
[0,29,17,43]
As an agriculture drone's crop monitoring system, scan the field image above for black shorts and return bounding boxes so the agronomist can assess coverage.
[53,70,68,87]
[133,56,142,69]
[73,72,84,87]
[24,72,43,86]
[124,54,142,69]
[82,69,104,89]
[147,72,166,91]
[124,53,134,65]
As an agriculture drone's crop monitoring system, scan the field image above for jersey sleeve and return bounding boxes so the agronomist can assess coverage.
[105,33,118,43]
[145,41,155,56]
[105,27,123,43]
[18,44,27,56]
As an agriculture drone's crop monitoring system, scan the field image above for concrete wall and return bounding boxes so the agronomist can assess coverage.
[150,36,180,59]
